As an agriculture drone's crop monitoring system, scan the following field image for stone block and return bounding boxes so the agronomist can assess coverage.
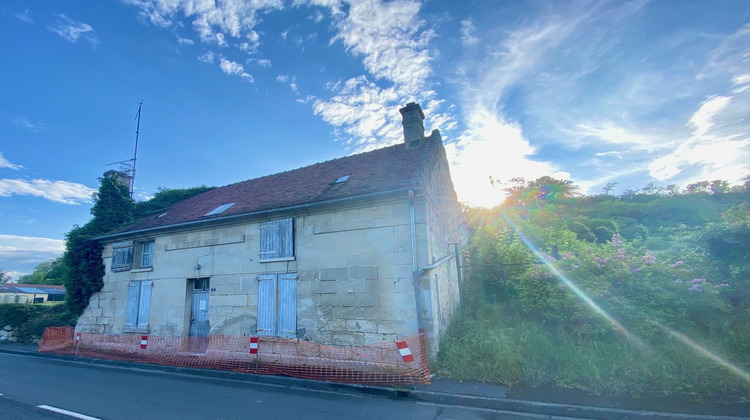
[226,294,248,307]
[319,318,347,331]
[317,280,338,295]
[320,267,348,281]
[346,319,377,333]
[336,279,365,294]
[329,331,365,347]
[330,306,365,319]
[349,266,378,280]
[377,319,409,335]
[392,252,413,266]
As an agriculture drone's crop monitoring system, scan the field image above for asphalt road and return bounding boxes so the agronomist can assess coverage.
[1,352,550,420]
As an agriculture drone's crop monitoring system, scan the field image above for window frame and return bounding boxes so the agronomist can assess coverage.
[259,218,295,262]
[111,242,134,272]
[138,241,155,268]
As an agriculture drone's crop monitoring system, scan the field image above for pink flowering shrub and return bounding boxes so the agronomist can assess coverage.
[516,234,728,338]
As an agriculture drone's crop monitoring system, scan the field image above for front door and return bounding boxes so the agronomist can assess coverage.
[189,278,210,352]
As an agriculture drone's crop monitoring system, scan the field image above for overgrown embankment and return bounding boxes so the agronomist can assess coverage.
[437,178,750,401]
[0,304,77,343]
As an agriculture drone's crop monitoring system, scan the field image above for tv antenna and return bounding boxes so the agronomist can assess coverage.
[106,100,143,198]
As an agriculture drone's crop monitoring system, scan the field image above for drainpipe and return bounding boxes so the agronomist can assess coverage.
[409,190,425,333]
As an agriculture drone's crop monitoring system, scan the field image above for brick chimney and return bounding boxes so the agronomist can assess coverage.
[399,102,426,150]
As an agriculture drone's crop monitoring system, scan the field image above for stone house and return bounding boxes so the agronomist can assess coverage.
[75,103,467,355]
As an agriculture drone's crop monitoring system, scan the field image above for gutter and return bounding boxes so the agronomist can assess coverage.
[409,190,426,333]
[95,188,418,242]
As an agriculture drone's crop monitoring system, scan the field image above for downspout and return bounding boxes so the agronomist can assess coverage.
[409,190,425,333]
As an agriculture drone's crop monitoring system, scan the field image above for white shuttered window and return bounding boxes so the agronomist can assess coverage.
[125,280,152,329]
[259,218,294,261]
[257,273,297,338]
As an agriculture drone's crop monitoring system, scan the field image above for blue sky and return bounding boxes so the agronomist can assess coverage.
[1,0,749,279]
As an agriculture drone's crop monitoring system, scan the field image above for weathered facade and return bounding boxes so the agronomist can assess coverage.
[75,103,467,355]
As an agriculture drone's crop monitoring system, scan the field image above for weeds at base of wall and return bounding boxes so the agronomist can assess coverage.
[0,304,77,343]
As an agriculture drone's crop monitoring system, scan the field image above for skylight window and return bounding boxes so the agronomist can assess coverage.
[158,212,168,218]
[335,175,350,184]
[205,202,235,216]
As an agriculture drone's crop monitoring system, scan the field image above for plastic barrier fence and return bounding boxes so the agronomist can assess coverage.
[38,327,430,385]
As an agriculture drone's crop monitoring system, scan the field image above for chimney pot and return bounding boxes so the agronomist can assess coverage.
[399,102,426,150]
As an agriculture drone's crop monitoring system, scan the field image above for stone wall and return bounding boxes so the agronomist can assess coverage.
[77,197,428,347]
[415,131,469,350]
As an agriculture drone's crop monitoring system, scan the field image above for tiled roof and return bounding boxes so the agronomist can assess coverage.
[105,142,430,237]
[0,284,66,294]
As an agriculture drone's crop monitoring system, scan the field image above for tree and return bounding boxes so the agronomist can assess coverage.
[502,176,580,206]
[16,258,66,285]
[602,182,618,195]
[1,269,10,283]
[63,171,135,316]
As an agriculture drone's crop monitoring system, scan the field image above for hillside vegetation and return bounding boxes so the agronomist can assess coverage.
[437,177,750,401]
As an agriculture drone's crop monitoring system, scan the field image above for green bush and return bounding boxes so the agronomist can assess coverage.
[0,304,77,343]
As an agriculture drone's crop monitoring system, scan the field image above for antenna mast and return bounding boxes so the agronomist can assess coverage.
[105,100,143,198]
[131,100,143,198]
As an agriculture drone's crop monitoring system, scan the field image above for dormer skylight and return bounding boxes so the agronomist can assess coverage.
[205,202,235,216]
[335,175,350,184]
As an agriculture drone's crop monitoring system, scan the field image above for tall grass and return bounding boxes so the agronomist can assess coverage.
[435,305,750,401]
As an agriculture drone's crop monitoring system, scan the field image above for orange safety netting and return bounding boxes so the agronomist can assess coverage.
[38,327,430,385]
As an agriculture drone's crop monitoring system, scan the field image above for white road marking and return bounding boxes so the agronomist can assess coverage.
[37,405,101,420]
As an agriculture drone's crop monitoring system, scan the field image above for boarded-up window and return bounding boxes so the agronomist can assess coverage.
[257,273,297,338]
[112,243,134,272]
[126,280,152,329]
[259,218,294,261]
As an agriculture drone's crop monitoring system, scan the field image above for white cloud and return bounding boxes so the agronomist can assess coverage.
[123,0,283,45]
[47,13,99,46]
[197,51,215,63]
[688,96,732,137]
[0,235,65,269]
[0,179,95,205]
[309,0,448,151]
[15,9,33,24]
[447,106,567,207]
[177,36,194,45]
[330,0,432,93]
[219,58,253,81]
[460,19,479,47]
[248,58,272,67]
[648,89,750,185]
[14,117,46,132]
[573,121,663,150]
[276,74,298,92]
[0,153,23,170]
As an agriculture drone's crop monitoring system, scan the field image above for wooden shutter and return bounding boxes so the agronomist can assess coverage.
[259,218,294,260]
[112,243,134,271]
[277,273,297,338]
[257,274,276,336]
[125,281,140,327]
[137,280,152,328]
[259,222,279,260]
